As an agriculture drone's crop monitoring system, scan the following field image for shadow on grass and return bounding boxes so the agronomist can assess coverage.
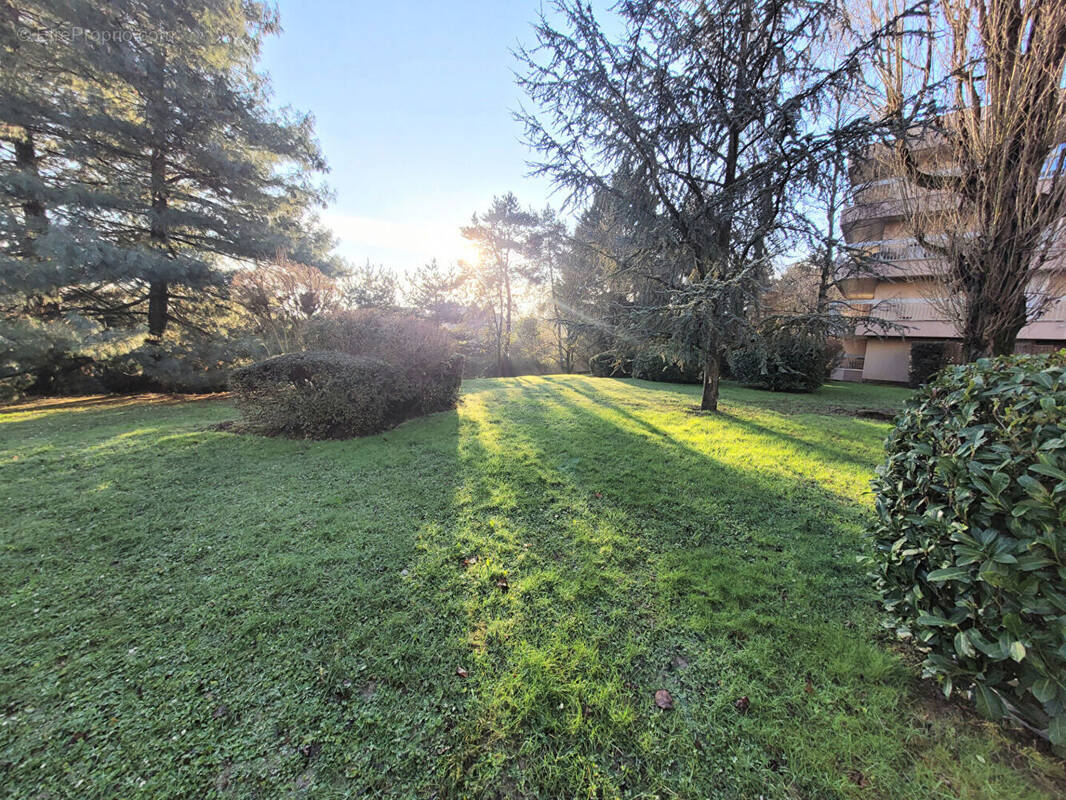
[0,404,476,797]
[435,377,1065,800]
[0,391,228,416]
[1,378,1061,799]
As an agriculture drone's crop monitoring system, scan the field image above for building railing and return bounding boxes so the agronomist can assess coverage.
[835,356,866,370]
[847,239,939,263]
[841,238,1066,273]
[832,296,1066,324]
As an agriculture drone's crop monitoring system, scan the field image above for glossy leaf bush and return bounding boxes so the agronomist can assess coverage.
[870,352,1066,747]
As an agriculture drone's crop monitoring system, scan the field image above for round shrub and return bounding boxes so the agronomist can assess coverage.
[230,351,405,439]
[869,352,1066,747]
[727,325,831,392]
[589,351,631,378]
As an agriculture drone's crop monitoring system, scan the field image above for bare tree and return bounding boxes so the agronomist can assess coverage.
[231,255,340,354]
[866,0,1066,359]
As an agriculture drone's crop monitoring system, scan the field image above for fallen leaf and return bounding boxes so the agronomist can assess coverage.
[455,666,468,678]
[734,696,750,714]
[654,689,674,710]
[804,674,814,695]
[847,770,869,787]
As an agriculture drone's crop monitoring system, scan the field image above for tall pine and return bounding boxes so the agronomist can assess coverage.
[1,0,338,344]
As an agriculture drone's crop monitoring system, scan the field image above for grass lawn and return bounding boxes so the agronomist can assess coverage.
[1,376,1063,799]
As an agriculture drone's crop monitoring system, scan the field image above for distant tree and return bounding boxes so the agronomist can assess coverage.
[560,180,656,366]
[405,258,467,324]
[460,194,539,376]
[518,0,877,409]
[865,0,1066,359]
[528,206,572,371]
[339,261,398,309]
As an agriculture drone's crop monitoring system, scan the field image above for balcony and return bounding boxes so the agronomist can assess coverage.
[833,295,1066,339]
[843,173,1066,235]
[839,236,1066,283]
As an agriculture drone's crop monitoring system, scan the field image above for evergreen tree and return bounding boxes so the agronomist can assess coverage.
[339,261,398,310]
[405,258,466,324]
[460,194,539,376]
[518,0,873,409]
[1,0,338,348]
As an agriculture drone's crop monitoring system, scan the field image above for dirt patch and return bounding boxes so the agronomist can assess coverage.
[890,639,1066,777]
[823,405,898,421]
[1,392,230,415]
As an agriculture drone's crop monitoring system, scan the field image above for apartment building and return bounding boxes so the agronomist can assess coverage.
[831,142,1066,383]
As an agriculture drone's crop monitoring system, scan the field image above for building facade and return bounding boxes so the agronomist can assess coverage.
[831,144,1066,383]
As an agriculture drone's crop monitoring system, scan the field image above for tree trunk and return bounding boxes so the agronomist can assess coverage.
[503,269,513,365]
[14,129,48,254]
[148,279,169,339]
[548,260,565,372]
[956,250,1030,361]
[701,351,720,411]
[147,46,169,340]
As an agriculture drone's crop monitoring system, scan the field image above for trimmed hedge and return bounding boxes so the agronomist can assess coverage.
[302,309,461,413]
[231,351,405,439]
[869,352,1066,748]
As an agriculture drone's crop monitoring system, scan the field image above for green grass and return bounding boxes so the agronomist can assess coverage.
[1,377,1062,799]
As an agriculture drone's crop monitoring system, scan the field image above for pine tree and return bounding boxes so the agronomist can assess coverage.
[460,194,539,376]
[405,258,466,324]
[339,261,398,310]
[1,0,338,346]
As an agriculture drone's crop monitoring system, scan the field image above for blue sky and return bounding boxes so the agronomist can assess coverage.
[260,1,563,274]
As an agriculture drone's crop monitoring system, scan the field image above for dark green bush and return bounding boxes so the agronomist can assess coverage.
[909,341,952,388]
[727,325,831,393]
[230,351,406,439]
[869,352,1066,748]
[631,352,702,384]
[589,351,632,378]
